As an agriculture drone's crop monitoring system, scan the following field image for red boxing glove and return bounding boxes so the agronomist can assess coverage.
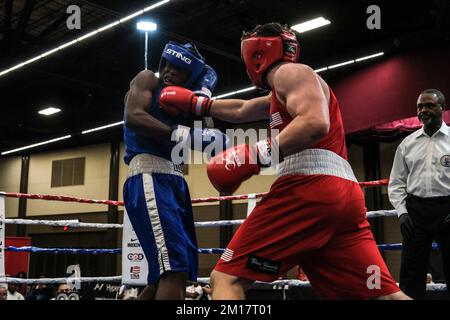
[159,86,213,117]
[208,140,275,194]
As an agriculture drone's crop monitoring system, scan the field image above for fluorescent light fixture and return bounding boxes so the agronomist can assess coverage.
[137,21,157,31]
[0,69,11,76]
[214,91,238,99]
[22,55,43,66]
[213,52,384,99]
[97,21,121,33]
[1,48,386,156]
[355,52,384,62]
[11,63,26,72]
[82,121,124,134]
[1,135,72,155]
[328,60,355,69]
[38,107,61,116]
[214,86,256,99]
[314,67,328,73]
[291,17,331,33]
[39,47,60,58]
[0,0,171,78]
[58,39,78,50]
[144,0,171,12]
[76,30,99,42]
[120,10,145,23]
[235,86,257,95]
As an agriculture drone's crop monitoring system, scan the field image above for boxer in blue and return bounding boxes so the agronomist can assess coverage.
[123,42,223,299]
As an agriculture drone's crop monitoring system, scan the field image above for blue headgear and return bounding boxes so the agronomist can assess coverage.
[159,41,206,89]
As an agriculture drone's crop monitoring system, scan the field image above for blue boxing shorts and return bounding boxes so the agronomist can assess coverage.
[123,154,198,284]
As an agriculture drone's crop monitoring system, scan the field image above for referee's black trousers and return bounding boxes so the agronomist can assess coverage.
[400,195,450,299]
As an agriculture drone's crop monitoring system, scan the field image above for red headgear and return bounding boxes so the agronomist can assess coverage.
[241,30,300,88]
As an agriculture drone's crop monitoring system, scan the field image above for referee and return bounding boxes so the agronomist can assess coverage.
[388,89,450,299]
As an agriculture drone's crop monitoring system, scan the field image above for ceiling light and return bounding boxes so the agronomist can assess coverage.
[328,60,355,69]
[38,107,61,116]
[355,52,384,62]
[137,21,157,32]
[0,0,171,79]
[82,121,124,134]
[213,86,256,99]
[144,0,170,12]
[291,17,331,33]
[1,135,72,155]
[314,67,328,73]
[0,49,385,155]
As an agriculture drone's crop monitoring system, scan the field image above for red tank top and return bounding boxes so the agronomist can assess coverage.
[269,86,348,160]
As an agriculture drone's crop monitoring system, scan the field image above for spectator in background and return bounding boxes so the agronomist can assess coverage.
[388,89,450,299]
[117,285,139,300]
[51,283,74,300]
[6,275,25,300]
[29,276,52,300]
[0,287,7,301]
[185,281,204,300]
[427,273,435,285]
[16,271,28,297]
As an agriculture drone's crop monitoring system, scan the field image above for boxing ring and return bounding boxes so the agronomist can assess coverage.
[0,179,447,295]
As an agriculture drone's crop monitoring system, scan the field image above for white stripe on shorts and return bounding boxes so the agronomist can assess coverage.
[142,173,171,274]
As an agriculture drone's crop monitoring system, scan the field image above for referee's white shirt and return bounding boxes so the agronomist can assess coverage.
[388,121,450,216]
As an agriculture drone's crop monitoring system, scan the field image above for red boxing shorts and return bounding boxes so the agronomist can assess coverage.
[214,174,400,299]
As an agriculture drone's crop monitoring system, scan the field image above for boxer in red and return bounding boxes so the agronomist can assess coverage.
[159,22,411,300]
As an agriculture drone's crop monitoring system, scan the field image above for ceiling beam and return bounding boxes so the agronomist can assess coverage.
[3,0,13,35]
[434,0,450,34]
[16,0,36,36]
[35,12,67,41]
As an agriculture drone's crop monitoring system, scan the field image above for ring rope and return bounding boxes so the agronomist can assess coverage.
[3,210,398,229]
[0,178,388,207]
[0,276,445,292]
[196,277,447,292]
[0,276,122,285]
[5,243,440,255]
[5,246,122,254]
[3,218,123,229]
[2,179,445,295]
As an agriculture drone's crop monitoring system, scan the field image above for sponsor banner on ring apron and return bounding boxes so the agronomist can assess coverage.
[122,209,148,285]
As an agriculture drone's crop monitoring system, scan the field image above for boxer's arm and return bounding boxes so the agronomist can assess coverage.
[209,95,270,123]
[125,70,172,139]
[275,64,330,157]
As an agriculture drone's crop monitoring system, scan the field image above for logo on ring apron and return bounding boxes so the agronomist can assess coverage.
[440,155,450,167]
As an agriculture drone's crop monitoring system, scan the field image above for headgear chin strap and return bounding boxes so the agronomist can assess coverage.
[159,41,206,89]
[241,31,300,89]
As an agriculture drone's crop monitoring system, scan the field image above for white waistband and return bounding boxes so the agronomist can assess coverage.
[127,154,184,178]
[276,149,358,183]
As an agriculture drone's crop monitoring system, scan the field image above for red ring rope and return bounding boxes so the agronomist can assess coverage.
[0,179,388,206]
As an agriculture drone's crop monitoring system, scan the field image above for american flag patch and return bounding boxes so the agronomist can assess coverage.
[130,266,141,274]
[220,248,234,262]
[270,112,283,128]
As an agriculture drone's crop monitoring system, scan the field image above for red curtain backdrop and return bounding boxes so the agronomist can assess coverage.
[5,237,31,276]
[332,48,450,134]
